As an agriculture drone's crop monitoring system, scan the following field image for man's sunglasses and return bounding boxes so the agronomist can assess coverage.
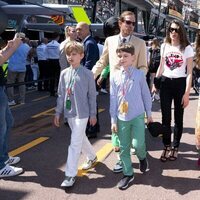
[123,20,136,26]
[169,27,179,33]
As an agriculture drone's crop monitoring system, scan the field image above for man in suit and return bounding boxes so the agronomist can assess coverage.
[76,22,99,70]
[92,11,148,173]
[92,10,147,78]
[76,22,100,138]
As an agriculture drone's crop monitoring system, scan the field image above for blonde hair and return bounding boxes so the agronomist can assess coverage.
[64,41,84,55]
[64,25,76,37]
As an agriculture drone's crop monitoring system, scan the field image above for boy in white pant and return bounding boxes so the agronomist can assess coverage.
[54,41,97,187]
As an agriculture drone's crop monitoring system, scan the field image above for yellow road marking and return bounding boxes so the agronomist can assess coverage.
[98,108,105,113]
[9,137,49,156]
[31,108,55,118]
[32,95,49,102]
[77,143,113,177]
[32,107,104,119]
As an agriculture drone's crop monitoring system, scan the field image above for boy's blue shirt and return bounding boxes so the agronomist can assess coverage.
[55,65,97,119]
[110,66,152,124]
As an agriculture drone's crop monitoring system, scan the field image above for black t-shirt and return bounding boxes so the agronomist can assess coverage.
[149,48,161,72]
[0,66,6,86]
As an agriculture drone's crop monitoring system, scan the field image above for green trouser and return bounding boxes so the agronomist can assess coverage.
[117,113,146,176]
[111,133,120,147]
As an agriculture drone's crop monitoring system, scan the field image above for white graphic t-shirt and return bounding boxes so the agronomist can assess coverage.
[161,43,194,78]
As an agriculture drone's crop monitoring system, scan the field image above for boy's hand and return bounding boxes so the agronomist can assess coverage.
[147,116,153,125]
[89,116,97,126]
[54,115,60,127]
[111,123,118,133]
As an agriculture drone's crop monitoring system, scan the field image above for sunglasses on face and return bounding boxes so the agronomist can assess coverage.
[123,20,136,26]
[169,27,179,33]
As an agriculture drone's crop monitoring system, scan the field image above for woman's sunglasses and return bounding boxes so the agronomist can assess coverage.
[123,20,136,26]
[169,27,179,33]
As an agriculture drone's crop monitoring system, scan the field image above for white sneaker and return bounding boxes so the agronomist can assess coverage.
[61,176,76,187]
[82,156,97,170]
[100,88,108,94]
[130,148,136,155]
[5,156,20,165]
[113,161,123,173]
[8,100,16,106]
[0,165,23,178]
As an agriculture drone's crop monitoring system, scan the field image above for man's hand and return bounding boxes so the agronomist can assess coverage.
[97,76,104,86]
[10,37,22,49]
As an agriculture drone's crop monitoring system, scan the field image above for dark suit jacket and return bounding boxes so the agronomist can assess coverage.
[82,35,99,71]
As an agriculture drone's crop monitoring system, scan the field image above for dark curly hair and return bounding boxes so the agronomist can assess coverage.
[165,20,190,51]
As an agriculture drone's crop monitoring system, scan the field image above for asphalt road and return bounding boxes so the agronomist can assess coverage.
[0,89,199,200]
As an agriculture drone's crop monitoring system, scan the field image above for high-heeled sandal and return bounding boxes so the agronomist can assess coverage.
[160,146,171,162]
[169,147,178,161]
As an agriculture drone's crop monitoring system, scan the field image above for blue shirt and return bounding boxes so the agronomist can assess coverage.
[110,66,152,123]
[8,43,30,72]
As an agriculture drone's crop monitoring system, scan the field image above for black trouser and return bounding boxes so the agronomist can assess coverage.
[48,59,60,96]
[25,65,33,87]
[160,76,186,148]
[38,60,49,91]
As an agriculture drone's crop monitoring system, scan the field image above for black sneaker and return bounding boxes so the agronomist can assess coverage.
[117,175,134,190]
[139,158,148,173]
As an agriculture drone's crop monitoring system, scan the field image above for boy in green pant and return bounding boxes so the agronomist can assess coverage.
[110,43,153,190]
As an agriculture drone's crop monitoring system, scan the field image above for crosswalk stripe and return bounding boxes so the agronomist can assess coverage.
[9,137,49,156]
[77,143,113,177]
[31,108,55,118]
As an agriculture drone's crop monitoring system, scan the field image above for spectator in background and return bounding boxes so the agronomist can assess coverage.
[46,32,60,96]
[76,22,100,138]
[24,37,34,90]
[59,26,77,71]
[148,38,160,101]
[30,41,39,87]
[37,37,49,91]
[7,33,31,105]
[0,36,23,178]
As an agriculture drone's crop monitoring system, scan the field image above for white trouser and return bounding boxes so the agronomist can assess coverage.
[65,117,96,177]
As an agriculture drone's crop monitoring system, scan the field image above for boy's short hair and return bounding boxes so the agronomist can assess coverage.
[64,41,84,55]
[116,43,135,55]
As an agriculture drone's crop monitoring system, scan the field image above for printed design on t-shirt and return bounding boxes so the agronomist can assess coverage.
[165,52,183,71]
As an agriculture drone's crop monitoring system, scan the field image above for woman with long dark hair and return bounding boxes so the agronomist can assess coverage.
[153,20,194,162]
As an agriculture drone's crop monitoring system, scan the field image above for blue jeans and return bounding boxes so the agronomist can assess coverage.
[0,86,14,169]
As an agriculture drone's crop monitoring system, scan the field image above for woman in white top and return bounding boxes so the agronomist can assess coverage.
[153,20,194,162]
